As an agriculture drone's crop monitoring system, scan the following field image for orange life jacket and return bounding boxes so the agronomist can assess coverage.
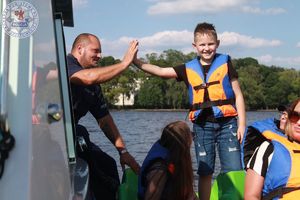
[262,131,300,200]
[185,54,237,122]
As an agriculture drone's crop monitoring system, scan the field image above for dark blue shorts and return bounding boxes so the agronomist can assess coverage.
[193,117,242,175]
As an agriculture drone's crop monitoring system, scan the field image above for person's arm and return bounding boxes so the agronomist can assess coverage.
[97,114,140,173]
[244,169,264,200]
[70,40,138,85]
[133,57,177,79]
[245,140,273,200]
[231,79,246,143]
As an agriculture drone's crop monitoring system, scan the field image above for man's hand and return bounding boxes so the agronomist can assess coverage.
[121,40,139,67]
[120,152,140,174]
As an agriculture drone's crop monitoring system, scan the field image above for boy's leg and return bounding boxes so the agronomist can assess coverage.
[218,117,242,173]
[193,122,216,200]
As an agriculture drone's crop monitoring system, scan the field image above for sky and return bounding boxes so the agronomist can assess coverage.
[64,0,300,70]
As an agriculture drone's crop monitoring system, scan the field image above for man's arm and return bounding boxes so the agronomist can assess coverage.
[70,40,138,85]
[97,114,140,173]
[133,57,178,79]
[231,79,246,143]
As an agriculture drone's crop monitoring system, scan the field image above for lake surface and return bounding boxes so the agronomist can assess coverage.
[79,110,278,187]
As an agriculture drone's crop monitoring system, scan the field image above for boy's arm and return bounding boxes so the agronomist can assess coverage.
[231,79,246,143]
[133,58,177,79]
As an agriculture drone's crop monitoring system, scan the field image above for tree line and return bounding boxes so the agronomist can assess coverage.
[100,49,300,110]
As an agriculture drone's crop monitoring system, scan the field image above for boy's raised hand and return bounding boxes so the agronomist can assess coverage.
[121,40,139,67]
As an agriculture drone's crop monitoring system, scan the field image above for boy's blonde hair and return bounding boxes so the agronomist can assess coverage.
[194,22,218,42]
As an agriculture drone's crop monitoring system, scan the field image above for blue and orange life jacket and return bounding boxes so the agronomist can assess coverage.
[249,119,300,200]
[185,54,237,122]
[138,141,170,200]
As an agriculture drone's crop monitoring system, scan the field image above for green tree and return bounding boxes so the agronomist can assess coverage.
[117,69,137,107]
[165,79,188,109]
[99,52,299,110]
[233,57,259,70]
[135,77,166,109]
[99,56,137,107]
[237,65,265,110]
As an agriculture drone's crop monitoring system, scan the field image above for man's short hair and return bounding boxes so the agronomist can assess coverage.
[71,33,98,51]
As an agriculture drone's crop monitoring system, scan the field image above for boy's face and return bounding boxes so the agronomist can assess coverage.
[193,33,219,65]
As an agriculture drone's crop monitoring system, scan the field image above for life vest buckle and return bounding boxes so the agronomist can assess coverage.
[193,83,207,90]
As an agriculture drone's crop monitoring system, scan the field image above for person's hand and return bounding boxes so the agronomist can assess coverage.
[120,151,140,174]
[237,125,245,143]
[121,40,139,68]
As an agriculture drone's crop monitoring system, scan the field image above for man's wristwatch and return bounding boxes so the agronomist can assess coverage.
[119,148,128,155]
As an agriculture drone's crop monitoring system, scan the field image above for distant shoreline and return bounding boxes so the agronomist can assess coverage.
[111,108,188,112]
[110,108,279,112]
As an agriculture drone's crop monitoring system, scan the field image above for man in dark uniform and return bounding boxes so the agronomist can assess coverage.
[67,33,140,200]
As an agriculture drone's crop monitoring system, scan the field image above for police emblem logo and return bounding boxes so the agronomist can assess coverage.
[1,1,39,39]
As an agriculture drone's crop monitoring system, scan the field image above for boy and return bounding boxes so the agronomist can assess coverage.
[134,22,246,200]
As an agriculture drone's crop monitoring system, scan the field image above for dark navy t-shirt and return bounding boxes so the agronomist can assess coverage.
[67,54,109,124]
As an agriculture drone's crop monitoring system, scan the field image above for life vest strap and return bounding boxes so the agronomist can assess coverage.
[190,98,235,111]
[193,81,220,90]
[262,186,300,200]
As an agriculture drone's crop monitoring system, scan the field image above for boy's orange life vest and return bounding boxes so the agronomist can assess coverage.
[185,54,237,122]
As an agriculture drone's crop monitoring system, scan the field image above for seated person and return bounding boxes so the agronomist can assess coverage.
[243,105,288,167]
[138,121,198,200]
[244,98,300,200]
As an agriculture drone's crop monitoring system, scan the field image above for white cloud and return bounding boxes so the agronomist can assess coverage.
[147,0,246,15]
[72,0,88,9]
[241,6,286,15]
[101,30,283,63]
[147,0,285,15]
[100,30,299,69]
[219,32,282,48]
[139,30,192,47]
[297,42,300,48]
[256,54,300,70]
[101,30,193,58]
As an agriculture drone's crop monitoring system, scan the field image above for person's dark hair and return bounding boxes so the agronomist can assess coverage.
[160,121,194,200]
[71,33,98,51]
[277,104,287,112]
[194,22,217,41]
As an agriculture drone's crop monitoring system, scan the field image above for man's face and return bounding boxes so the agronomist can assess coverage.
[80,36,102,68]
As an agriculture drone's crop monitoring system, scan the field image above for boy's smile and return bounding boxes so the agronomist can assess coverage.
[193,34,219,65]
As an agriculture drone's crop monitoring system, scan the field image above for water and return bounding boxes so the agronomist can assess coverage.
[79,110,278,188]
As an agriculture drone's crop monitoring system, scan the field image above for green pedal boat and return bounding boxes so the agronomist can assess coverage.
[118,169,245,200]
